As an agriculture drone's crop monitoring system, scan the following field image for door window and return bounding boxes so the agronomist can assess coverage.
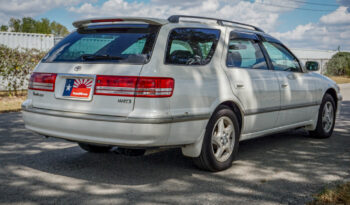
[262,42,301,72]
[226,39,268,70]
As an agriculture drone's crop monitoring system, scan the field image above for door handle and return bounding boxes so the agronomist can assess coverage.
[235,83,244,88]
[281,83,288,88]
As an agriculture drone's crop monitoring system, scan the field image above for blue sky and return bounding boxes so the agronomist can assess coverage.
[1,0,349,50]
[268,0,338,32]
[35,0,340,32]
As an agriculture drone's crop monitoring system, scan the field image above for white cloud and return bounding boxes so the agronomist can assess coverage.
[337,0,350,12]
[272,6,350,50]
[320,6,350,24]
[68,0,300,31]
[68,0,350,50]
[1,0,348,50]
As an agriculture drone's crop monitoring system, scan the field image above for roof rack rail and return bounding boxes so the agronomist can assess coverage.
[167,15,264,33]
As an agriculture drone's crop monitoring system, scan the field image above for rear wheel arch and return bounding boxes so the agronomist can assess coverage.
[181,100,243,158]
[193,103,241,171]
[214,101,243,132]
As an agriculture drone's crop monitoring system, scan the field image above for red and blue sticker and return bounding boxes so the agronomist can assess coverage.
[63,78,93,98]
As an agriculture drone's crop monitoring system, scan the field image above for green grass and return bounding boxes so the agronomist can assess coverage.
[309,182,350,205]
[0,90,27,97]
[328,76,350,84]
[0,92,26,113]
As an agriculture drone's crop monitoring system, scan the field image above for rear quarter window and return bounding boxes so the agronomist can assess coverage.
[165,28,220,65]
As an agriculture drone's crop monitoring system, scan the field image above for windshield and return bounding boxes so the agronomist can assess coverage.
[42,24,160,64]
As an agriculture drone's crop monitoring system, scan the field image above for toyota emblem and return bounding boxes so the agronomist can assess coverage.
[74,66,82,71]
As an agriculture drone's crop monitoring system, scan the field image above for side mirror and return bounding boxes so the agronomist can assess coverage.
[305,61,319,71]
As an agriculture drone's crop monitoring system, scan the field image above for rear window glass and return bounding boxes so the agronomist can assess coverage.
[42,24,160,64]
[165,28,220,65]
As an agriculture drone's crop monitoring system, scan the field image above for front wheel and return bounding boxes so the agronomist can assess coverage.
[309,93,336,138]
[193,105,240,172]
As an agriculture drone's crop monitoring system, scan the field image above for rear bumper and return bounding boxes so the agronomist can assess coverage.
[22,105,209,147]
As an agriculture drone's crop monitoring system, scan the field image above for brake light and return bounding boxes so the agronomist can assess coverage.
[28,72,57,92]
[91,19,124,23]
[94,76,174,97]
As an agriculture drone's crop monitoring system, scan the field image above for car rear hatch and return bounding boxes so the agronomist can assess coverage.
[29,22,162,117]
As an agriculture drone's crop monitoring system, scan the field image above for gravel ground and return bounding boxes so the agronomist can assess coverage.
[0,86,349,205]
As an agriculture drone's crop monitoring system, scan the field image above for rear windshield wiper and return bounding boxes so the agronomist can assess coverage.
[81,54,126,61]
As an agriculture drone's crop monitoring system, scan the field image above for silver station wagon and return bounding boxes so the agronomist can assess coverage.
[22,15,342,171]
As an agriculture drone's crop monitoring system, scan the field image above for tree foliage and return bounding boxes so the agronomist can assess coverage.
[9,18,21,32]
[1,17,69,36]
[325,52,350,76]
[0,45,45,95]
[0,25,8,32]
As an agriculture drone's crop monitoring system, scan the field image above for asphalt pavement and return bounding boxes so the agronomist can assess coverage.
[0,85,349,205]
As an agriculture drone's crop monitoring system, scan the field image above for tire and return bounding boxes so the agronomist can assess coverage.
[309,93,336,139]
[78,143,112,153]
[193,105,240,172]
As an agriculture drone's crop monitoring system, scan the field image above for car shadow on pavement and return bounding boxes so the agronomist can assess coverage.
[0,101,349,204]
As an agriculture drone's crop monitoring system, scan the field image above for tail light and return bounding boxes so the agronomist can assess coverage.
[135,77,174,97]
[28,72,57,92]
[95,76,174,97]
[94,76,138,97]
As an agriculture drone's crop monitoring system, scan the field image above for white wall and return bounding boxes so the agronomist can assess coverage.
[290,48,341,74]
[0,32,56,91]
[0,31,54,51]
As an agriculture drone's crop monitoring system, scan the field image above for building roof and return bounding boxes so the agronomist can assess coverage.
[291,48,340,60]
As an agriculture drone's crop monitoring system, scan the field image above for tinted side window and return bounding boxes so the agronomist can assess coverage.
[262,42,301,72]
[227,39,268,70]
[198,42,213,59]
[169,40,193,55]
[165,28,220,65]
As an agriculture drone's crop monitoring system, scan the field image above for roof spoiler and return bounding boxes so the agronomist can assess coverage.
[73,17,168,28]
